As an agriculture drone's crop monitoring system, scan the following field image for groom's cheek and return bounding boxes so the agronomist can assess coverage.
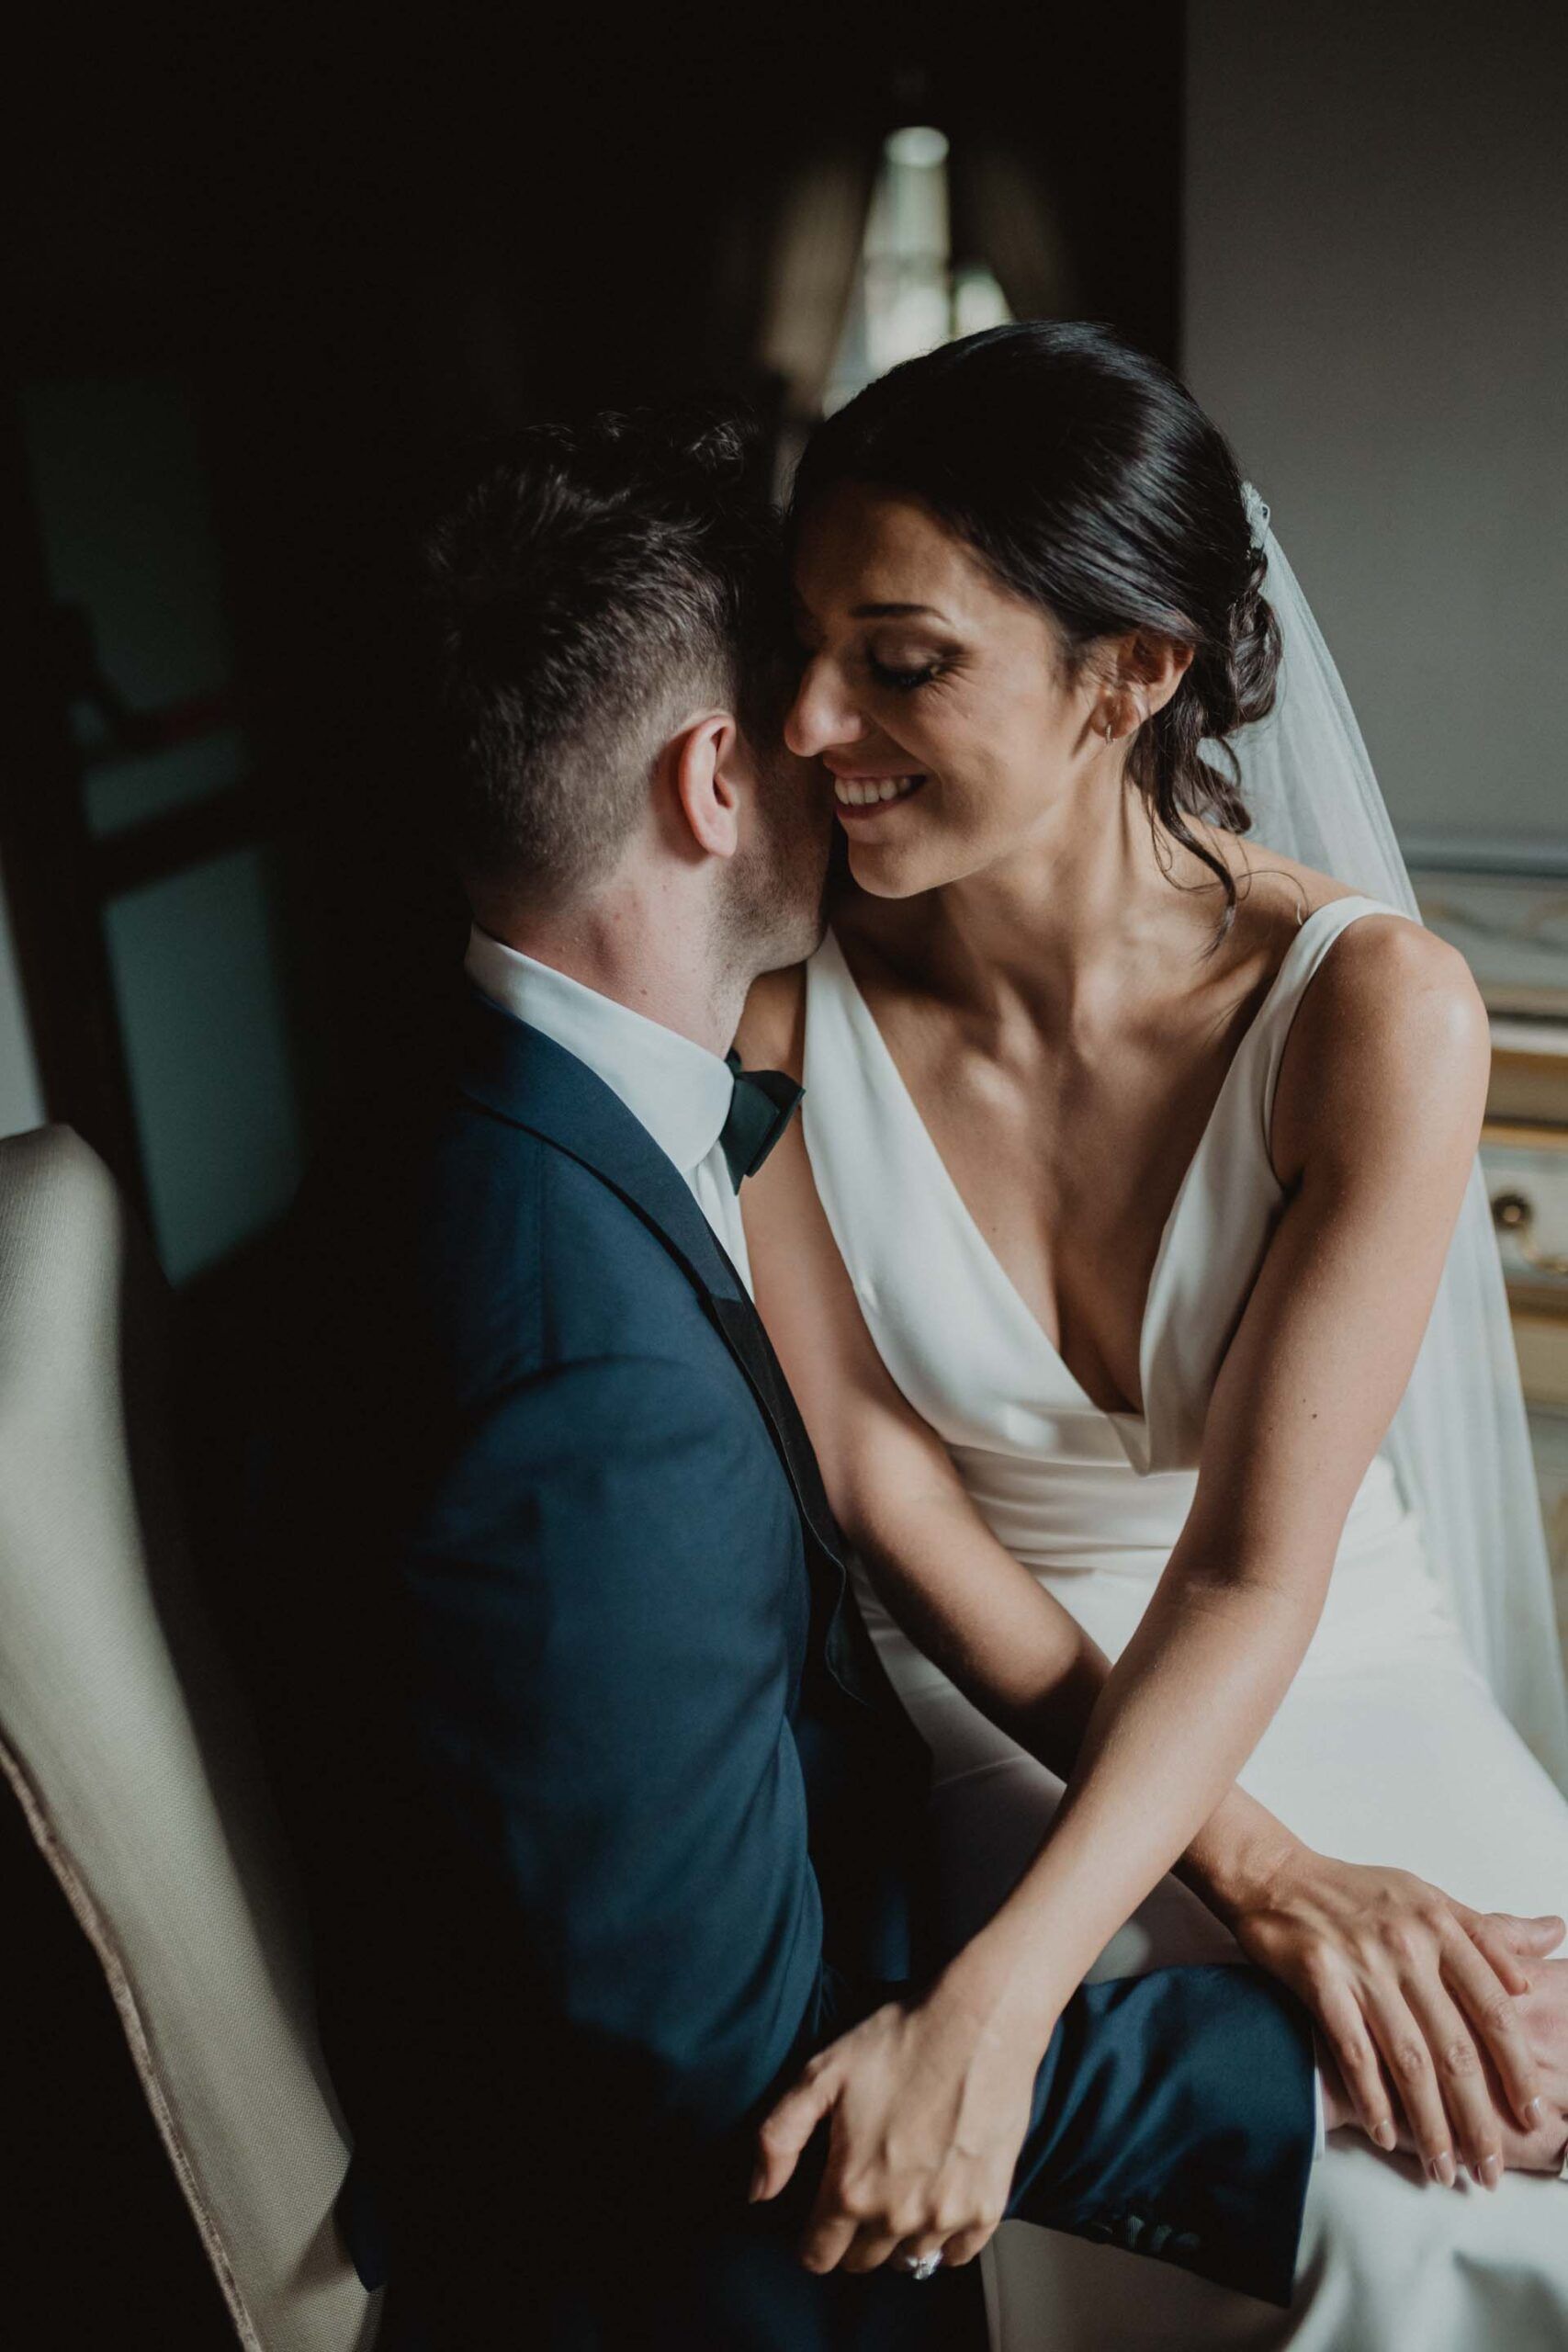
[782,744,834,833]
[765,747,838,913]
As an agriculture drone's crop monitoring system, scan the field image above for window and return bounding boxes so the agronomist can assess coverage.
[825,126,1011,416]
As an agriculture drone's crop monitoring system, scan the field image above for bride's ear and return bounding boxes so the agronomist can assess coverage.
[1106,631,1194,729]
[668,711,750,861]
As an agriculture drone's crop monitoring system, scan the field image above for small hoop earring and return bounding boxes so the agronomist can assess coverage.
[1102,718,1116,744]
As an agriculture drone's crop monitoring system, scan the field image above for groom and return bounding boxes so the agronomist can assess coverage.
[258,407,1325,2347]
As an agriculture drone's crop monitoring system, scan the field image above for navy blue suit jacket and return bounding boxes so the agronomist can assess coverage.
[254,984,1317,2347]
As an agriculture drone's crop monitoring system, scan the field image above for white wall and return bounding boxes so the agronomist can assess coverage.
[1183,2,1567,854]
[0,874,44,1139]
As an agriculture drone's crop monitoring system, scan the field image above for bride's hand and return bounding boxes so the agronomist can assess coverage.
[749,1969,1040,2274]
[1234,1849,1563,2185]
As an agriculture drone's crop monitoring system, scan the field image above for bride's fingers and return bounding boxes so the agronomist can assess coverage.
[839,2225,906,2275]
[1364,1987,1458,2184]
[887,2229,949,2277]
[1403,1971,1505,2184]
[1499,1914,1566,1958]
[1452,1908,1529,1995]
[1444,1929,1547,2129]
[797,2181,865,2276]
[1314,1981,1397,2149]
[752,2059,839,2202]
[1455,1905,1564,1993]
[942,2222,999,2267]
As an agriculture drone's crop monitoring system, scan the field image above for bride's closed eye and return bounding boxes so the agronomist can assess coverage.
[866,651,947,693]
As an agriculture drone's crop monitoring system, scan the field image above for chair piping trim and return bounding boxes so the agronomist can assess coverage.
[0,1731,262,2351]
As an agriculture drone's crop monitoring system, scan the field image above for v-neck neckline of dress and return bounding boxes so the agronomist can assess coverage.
[820,901,1352,1428]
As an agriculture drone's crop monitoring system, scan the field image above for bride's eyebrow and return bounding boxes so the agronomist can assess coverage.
[851,601,944,619]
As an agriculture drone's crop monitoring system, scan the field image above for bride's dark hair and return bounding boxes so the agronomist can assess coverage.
[789,320,1281,924]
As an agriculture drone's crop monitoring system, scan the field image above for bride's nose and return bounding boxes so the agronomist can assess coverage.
[784,656,869,759]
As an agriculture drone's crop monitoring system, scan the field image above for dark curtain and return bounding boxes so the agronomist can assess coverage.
[949,139,1081,321]
[754,144,880,425]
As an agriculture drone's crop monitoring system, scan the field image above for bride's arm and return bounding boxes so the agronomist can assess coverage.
[998,917,1548,2176]
[739,942,1556,2188]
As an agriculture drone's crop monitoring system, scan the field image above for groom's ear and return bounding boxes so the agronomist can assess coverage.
[668,710,752,860]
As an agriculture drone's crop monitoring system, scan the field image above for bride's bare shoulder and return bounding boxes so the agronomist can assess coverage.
[1291,902,1484,1059]
[736,962,808,1082]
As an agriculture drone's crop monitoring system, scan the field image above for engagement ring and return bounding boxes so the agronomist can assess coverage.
[901,2251,943,2281]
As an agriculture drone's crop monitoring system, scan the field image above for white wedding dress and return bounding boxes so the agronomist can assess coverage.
[801,896,1568,2350]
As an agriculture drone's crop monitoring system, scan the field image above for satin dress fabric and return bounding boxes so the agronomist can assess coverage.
[801,898,1568,2350]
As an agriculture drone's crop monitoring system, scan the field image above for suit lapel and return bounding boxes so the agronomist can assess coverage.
[705,1293,840,1563]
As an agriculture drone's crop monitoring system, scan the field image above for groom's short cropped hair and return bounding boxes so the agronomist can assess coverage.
[417,405,784,905]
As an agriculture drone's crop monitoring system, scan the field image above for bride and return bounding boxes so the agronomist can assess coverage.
[737,322,1568,2346]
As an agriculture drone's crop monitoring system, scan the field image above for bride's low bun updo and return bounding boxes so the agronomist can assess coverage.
[1146,532,1283,884]
[1206,538,1284,738]
[790,320,1281,922]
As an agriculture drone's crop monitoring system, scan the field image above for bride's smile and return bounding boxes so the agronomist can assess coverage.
[827,767,928,813]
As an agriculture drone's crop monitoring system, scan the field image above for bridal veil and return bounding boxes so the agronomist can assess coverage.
[1221,492,1568,1788]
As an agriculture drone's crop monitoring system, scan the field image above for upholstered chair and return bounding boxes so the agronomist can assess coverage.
[0,1125,377,2350]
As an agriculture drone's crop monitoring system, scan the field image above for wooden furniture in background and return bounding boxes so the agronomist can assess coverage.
[1415,866,1568,1668]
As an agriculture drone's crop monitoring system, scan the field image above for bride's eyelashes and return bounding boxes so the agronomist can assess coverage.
[866,651,948,693]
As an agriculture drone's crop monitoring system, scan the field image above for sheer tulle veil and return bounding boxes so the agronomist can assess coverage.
[1222,489,1568,1788]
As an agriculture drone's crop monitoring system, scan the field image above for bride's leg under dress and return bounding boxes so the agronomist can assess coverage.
[895,1529,1568,2350]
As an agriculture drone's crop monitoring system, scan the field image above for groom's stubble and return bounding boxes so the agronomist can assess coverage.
[719,739,838,984]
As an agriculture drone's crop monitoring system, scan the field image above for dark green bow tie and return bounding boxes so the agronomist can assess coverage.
[720,1050,805,1190]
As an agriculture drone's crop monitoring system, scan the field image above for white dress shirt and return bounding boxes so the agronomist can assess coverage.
[465,923,754,1295]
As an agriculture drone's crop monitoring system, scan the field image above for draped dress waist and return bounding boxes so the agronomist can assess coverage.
[948,1419,1411,1579]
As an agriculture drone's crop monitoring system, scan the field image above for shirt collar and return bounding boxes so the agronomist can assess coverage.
[463,924,733,1177]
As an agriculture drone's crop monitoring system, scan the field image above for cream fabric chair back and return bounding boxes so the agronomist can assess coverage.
[0,1127,378,2351]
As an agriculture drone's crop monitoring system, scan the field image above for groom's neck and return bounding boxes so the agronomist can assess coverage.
[472,875,746,1059]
